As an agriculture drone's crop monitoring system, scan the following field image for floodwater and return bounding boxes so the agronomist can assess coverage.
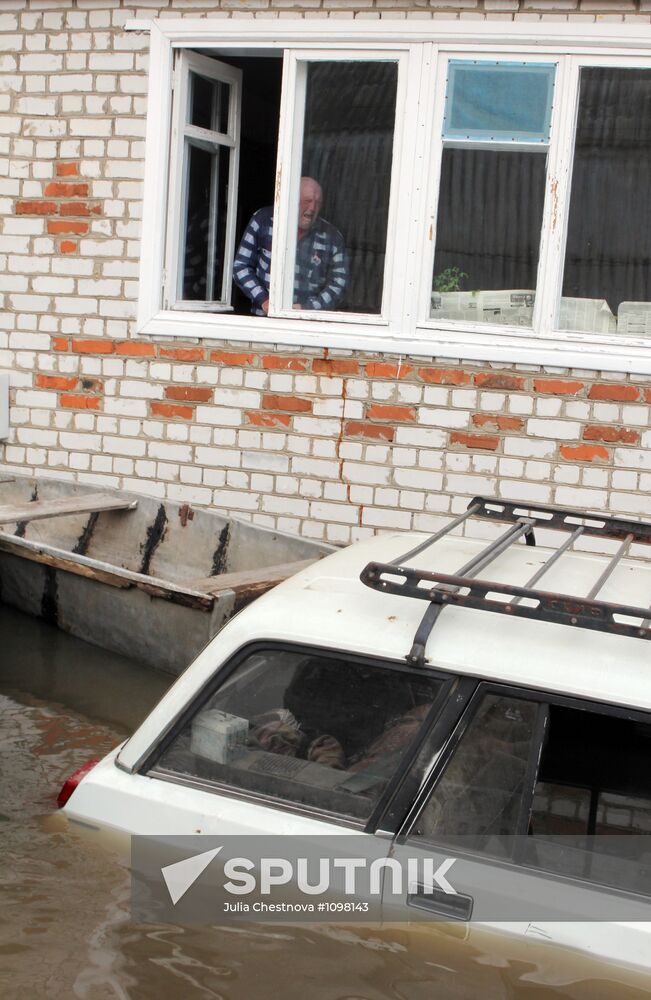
[2,603,651,1000]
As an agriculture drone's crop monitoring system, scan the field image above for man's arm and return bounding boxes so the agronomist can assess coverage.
[304,228,348,311]
[232,210,270,312]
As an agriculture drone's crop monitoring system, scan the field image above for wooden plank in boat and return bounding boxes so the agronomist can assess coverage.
[188,558,317,596]
[0,492,138,525]
[0,534,133,589]
[0,532,215,610]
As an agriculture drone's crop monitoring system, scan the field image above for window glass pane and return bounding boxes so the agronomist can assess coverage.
[561,68,651,336]
[289,61,398,315]
[523,705,651,895]
[411,693,538,847]
[431,148,546,325]
[444,61,555,144]
[154,650,441,822]
[182,143,229,301]
[190,72,230,133]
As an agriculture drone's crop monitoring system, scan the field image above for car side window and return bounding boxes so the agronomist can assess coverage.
[410,693,541,849]
[151,649,442,823]
[523,703,651,894]
[408,688,651,897]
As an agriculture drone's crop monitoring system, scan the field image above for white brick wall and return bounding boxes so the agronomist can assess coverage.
[0,0,650,544]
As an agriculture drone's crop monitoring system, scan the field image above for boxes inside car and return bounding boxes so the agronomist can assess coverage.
[190,709,248,764]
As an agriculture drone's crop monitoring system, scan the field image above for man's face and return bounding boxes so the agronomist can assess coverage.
[298,179,322,232]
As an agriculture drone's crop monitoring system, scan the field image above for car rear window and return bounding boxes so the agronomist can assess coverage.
[151,649,443,822]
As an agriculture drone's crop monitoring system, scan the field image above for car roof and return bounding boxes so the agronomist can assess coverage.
[118,528,651,773]
[225,529,651,709]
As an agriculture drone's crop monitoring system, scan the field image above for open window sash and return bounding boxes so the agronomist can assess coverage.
[269,50,405,324]
[166,50,242,312]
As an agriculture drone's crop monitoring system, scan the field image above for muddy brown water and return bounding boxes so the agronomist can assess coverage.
[1,603,651,1000]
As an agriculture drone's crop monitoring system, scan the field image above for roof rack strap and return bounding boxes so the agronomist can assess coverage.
[408,603,445,666]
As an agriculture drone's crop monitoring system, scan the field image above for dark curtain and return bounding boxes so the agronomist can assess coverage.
[562,67,651,313]
[433,147,547,292]
[301,62,398,314]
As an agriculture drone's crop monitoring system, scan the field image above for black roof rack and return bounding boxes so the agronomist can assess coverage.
[360,496,651,666]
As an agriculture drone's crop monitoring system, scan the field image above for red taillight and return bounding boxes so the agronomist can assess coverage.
[57,758,100,808]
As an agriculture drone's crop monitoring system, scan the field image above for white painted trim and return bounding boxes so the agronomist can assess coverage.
[532,55,574,338]
[169,50,189,304]
[126,19,651,51]
[0,373,9,441]
[137,21,173,330]
[271,50,304,315]
[138,310,651,375]
[168,51,242,310]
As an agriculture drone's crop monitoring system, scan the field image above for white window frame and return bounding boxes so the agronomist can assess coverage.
[417,50,561,338]
[270,48,407,325]
[166,50,241,312]
[129,18,651,375]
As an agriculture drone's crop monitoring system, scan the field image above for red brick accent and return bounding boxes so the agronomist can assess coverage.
[472,414,524,431]
[450,431,499,451]
[418,367,470,385]
[365,362,414,379]
[59,201,100,217]
[644,388,651,404]
[588,383,639,402]
[52,337,69,352]
[344,421,395,441]
[71,338,114,354]
[115,341,156,358]
[15,200,58,215]
[263,356,310,372]
[533,379,584,396]
[151,402,194,420]
[312,358,359,376]
[56,163,79,177]
[245,410,292,428]
[474,373,525,391]
[48,219,88,235]
[160,347,206,362]
[59,240,77,254]
[165,386,213,403]
[44,182,89,198]
[367,403,416,422]
[60,394,101,410]
[262,394,312,413]
[583,425,640,445]
[210,350,255,366]
[560,444,609,462]
[35,374,78,391]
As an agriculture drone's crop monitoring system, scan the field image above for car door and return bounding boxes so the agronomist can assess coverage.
[124,643,458,920]
[380,684,651,997]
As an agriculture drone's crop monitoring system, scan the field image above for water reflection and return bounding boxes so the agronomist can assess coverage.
[0,603,170,733]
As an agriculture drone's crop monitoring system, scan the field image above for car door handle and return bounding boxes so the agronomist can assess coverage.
[407,886,473,921]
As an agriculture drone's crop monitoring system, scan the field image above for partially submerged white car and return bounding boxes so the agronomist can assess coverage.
[61,497,651,990]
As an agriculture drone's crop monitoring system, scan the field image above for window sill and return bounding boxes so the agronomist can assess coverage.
[138,310,651,375]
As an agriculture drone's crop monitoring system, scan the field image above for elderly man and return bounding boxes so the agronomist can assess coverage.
[233,177,347,316]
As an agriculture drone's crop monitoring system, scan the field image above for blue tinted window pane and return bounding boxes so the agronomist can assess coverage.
[444,61,555,144]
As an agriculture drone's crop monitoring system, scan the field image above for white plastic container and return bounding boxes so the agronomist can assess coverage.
[191,709,248,764]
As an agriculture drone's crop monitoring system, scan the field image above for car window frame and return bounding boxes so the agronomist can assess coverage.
[142,640,457,832]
